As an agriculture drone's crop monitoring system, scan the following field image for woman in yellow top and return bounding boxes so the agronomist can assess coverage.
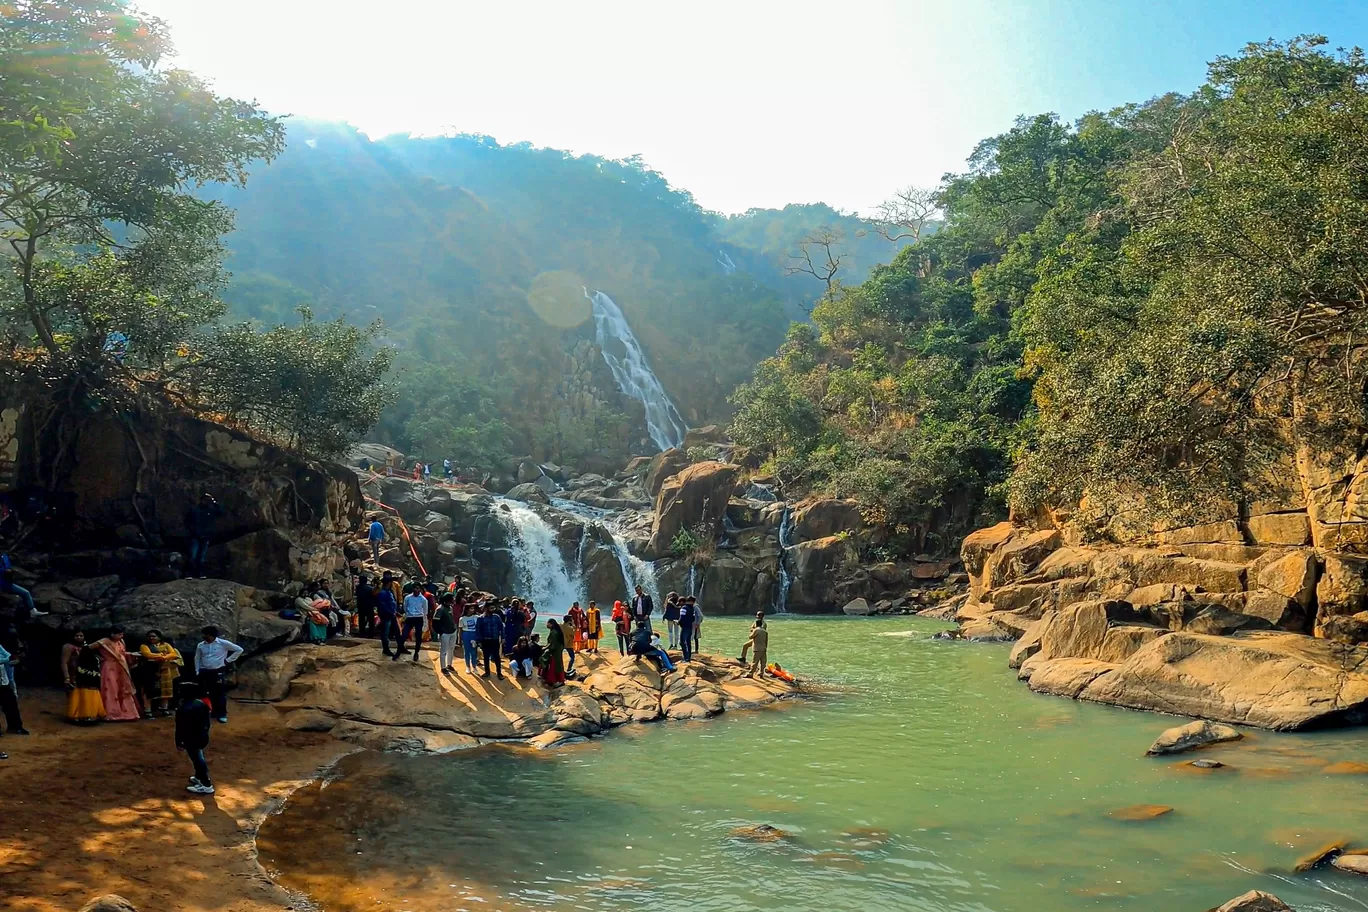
[138,630,183,717]
[585,601,603,654]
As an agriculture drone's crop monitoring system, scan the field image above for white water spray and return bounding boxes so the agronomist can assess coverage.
[493,498,584,611]
[587,289,688,451]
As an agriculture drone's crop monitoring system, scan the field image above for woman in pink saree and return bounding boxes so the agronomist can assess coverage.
[92,627,141,722]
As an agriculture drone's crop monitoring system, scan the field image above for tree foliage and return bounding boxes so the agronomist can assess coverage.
[0,1,390,460]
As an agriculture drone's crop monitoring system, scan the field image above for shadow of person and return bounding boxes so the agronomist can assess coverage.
[190,791,241,841]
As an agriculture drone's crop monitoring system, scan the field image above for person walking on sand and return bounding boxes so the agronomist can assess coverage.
[738,611,769,678]
[176,681,215,795]
[476,602,505,679]
[367,518,386,564]
[433,593,459,674]
[194,626,243,723]
[678,596,699,662]
[663,591,681,649]
[93,627,141,722]
[397,585,427,663]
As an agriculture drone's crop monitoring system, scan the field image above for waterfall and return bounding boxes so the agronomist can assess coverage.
[716,249,736,274]
[774,505,796,614]
[606,529,660,608]
[587,289,688,451]
[493,498,584,611]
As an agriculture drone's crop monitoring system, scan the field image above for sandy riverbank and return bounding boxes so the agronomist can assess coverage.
[0,690,351,912]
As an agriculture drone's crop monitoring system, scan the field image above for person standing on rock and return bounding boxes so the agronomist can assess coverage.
[367,519,386,564]
[662,592,681,649]
[585,600,603,654]
[194,626,243,723]
[433,593,459,674]
[475,602,505,679]
[422,462,431,485]
[396,585,428,663]
[354,575,376,638]
[443,458,453,480]
[175,680,215,795]
[630,586,654,633]
[186,493,221,579]
[459,603,480,674]
[612,600,631,654]
[0,637,27,741]
[738,612,769,678]
[541,620,567,687]
[678,596,699,662]
[375,576,399,656]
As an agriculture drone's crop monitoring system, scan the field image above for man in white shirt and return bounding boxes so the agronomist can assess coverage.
[397,586,428,664]
[194,625,243,723]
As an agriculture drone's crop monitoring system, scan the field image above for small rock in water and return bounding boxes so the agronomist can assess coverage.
[1108,804,1174,821]
[1146,720,1243,755]
[730,823,789,843]
[1333,853,1368,876]
[1293,839,1348,872]
[1323,761,1368,775]
[1188,758,1225,769]
[78,897,139,912]
[1212,890,1294,912]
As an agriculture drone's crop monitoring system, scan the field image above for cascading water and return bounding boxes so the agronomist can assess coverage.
[493,498,584,610]
[774,504,796,614]
[587,289,688,451]
[716,249,736,274]
[549,495,660,606]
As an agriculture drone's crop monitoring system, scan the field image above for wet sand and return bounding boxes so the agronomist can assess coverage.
[0,690,350,912]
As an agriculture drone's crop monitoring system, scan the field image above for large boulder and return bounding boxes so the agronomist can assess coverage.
[645,448,690,498]
[1316,553,1368,635]
[109,579,298,658]
[506,483,551,505]
[787,534,861,612]
[1146,719,1243,755]
[790,497,863,541]
[1077,631,1368,730]
[683,425,727,448]
[961,521,1018,595]
[646,461,741,559]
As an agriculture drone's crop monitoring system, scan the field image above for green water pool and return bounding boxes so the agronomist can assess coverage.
[259,616,1368,911]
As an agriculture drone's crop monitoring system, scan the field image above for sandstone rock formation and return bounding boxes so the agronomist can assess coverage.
[1146,720,1243,755]
[1212,891,1294,912]
[646,461,740,558]
[236,642,802,751]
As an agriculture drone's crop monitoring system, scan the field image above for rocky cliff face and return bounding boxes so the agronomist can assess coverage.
[1,399,362,670]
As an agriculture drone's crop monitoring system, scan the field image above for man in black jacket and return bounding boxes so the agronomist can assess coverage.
[630,586,654,633]
[176,681,214,795]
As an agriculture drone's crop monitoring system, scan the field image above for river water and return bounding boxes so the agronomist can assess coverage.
[258,617,1368,912]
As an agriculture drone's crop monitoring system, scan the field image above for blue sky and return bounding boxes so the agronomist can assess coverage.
[137,0,1368,214]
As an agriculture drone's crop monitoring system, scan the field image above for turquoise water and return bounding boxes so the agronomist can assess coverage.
[259,617,1368,911]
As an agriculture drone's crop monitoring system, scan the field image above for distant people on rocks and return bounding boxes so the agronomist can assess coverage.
[739,611,769,678]
[476,601,505,679]
[663,592,681,648]
[0,552,44,618]
[176,681,215,795]
[612,600,631,654]
[630,586,653,632]
[397,584,428,663]
[540,619,567,687]
[194,626,243,723]
[423,462,431,484]
[138,630,183,717]
[367,518,386,563]
[678,596,699,661]
[65,635,104,725]
[186,493,222,579]
[443,458,454,480]
[92,627,141,722]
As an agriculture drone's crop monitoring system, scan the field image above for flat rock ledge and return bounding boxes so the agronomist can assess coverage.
[238,641,805,752]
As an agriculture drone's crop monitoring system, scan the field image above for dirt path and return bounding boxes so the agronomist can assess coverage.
[0,690,349,912]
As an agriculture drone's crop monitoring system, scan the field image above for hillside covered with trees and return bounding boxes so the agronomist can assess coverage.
[730,36,1368,554]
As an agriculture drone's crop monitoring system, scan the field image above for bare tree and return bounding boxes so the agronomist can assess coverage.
[873,186,940,243]
[784,227,847,311]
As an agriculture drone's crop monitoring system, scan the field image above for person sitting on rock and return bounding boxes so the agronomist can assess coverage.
[509,636,536,678]
[630,621,675,672]
[739,611,769,679]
